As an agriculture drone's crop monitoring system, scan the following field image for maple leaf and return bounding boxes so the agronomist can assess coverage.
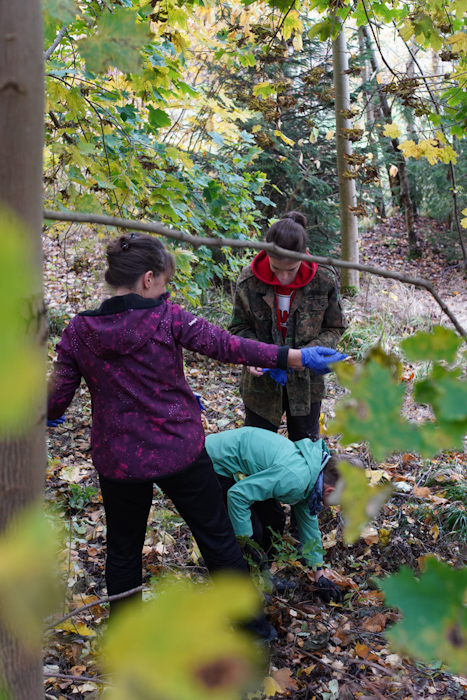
[44,0,77,23]
[447,31,467,54]
[78,9,153,74]
[383,123,401,139]
[400,325,463,363]
[398,139,422,159]
[379,558,467,674]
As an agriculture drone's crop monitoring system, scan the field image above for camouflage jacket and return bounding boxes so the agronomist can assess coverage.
[228,264,347,426]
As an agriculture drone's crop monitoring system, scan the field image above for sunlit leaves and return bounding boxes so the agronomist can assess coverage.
[398,138,457,165]
[327,462,393,544]
[78,9,153,74]
[400,325,463,363]
[383,123,401,139]
[379,558,467,674]
[102,574,263,700]
[0,208,43,434]
[0,505,61,650]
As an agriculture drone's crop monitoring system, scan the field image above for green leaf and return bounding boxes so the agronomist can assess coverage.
[148,105,172,129]
[0,207,43,434]
[379,558,467,674]
[78,9,152,74]
[327,461,393,544]
[102,574,263,700]
[44,0,77,24]
[329,349,423,460]
[0,504,62,650]
[400,326,463,363]
[415,366,467,421]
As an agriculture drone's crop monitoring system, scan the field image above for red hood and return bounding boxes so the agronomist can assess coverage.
[250,250,317,292]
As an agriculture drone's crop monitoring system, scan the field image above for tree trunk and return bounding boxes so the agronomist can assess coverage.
[361,25,419,256]
[333,18,359,291]
[0,2,46,698]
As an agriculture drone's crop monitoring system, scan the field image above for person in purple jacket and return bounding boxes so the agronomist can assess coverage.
[48,232,312,639]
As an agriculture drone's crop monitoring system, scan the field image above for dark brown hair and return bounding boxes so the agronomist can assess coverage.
[266,211,308,253]
[323,454,364,488]
[105,232,175,289]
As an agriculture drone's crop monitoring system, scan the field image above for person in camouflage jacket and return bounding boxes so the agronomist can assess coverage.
[228,211,347,440]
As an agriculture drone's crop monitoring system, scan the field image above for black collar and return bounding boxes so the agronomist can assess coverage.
[79,293,164,316]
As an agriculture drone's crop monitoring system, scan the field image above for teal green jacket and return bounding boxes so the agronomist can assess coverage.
[205,427,328,567]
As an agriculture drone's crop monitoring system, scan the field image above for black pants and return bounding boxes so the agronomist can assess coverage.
[245,393,321,442]
[217,475,286,554]
[99,448,248,601]
[98,448,273,638]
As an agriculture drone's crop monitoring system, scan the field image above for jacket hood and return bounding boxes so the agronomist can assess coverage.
[250,250,317,289]
[74,293,166,359]
[295,437,330,497]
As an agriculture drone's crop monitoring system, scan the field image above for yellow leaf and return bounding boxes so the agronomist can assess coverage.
[263,676,282,697]
[273,130,295,146]
[325,130,335,141]
[447,32,467,54]
[56,620,96,636]
[376,73,384,84]
[398,139,422,159]
[383,123,401,139]
[389,164,398,177]
[252,125,262,133]
[272,668,298,692]
[102,574,263,700]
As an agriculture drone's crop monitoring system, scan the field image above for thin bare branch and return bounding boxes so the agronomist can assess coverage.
[44,26,68,61]
[45,585,143,631]
[42,208,467,339]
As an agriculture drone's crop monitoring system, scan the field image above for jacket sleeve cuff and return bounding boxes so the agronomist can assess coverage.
[277,346,289,370]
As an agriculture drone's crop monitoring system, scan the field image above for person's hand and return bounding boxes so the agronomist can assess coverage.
[247,366,264,377]
[301,346,348,375]
[47,416,66,428]
[314,576,343,604]
[237,537,267,568]
[261,368,288,386]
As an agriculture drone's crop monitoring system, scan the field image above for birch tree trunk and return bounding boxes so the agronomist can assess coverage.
[333,18,359,291]
[0,1,46,698]
[361,25,419,256]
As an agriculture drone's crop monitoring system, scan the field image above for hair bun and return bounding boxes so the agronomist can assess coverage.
[283,211,307,229]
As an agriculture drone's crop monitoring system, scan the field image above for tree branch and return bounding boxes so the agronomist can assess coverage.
[43,671,112,687]
[45,585,143,631]
[44,26,68,61]
[42,208,467,339]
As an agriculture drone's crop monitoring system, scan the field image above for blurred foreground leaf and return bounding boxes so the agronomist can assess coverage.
[0,505,62,650]
[102,573,263,700]
[327,461,393,544]
[330,332,467,460]
[379,558,467,674]
[0,207,43,434]
[78,10,152,74]
[400,326,463,363]
[330,351,423,460]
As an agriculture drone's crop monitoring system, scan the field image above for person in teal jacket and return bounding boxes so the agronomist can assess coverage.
[205,427,360,603]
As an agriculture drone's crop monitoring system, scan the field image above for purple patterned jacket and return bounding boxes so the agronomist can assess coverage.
[48,294,288,481]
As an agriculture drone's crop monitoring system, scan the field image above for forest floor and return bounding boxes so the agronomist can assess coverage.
[43,215,467,700]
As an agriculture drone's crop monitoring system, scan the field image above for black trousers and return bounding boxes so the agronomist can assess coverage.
[99,448,249,605]
[98,448,275,638]
[245,392,321,442]
[217,474,286,554]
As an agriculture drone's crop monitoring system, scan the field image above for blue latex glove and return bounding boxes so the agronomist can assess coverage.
[301,346,348,375]
[194,393,206,411]
[261,368,288,386]
[47,416,66,428]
